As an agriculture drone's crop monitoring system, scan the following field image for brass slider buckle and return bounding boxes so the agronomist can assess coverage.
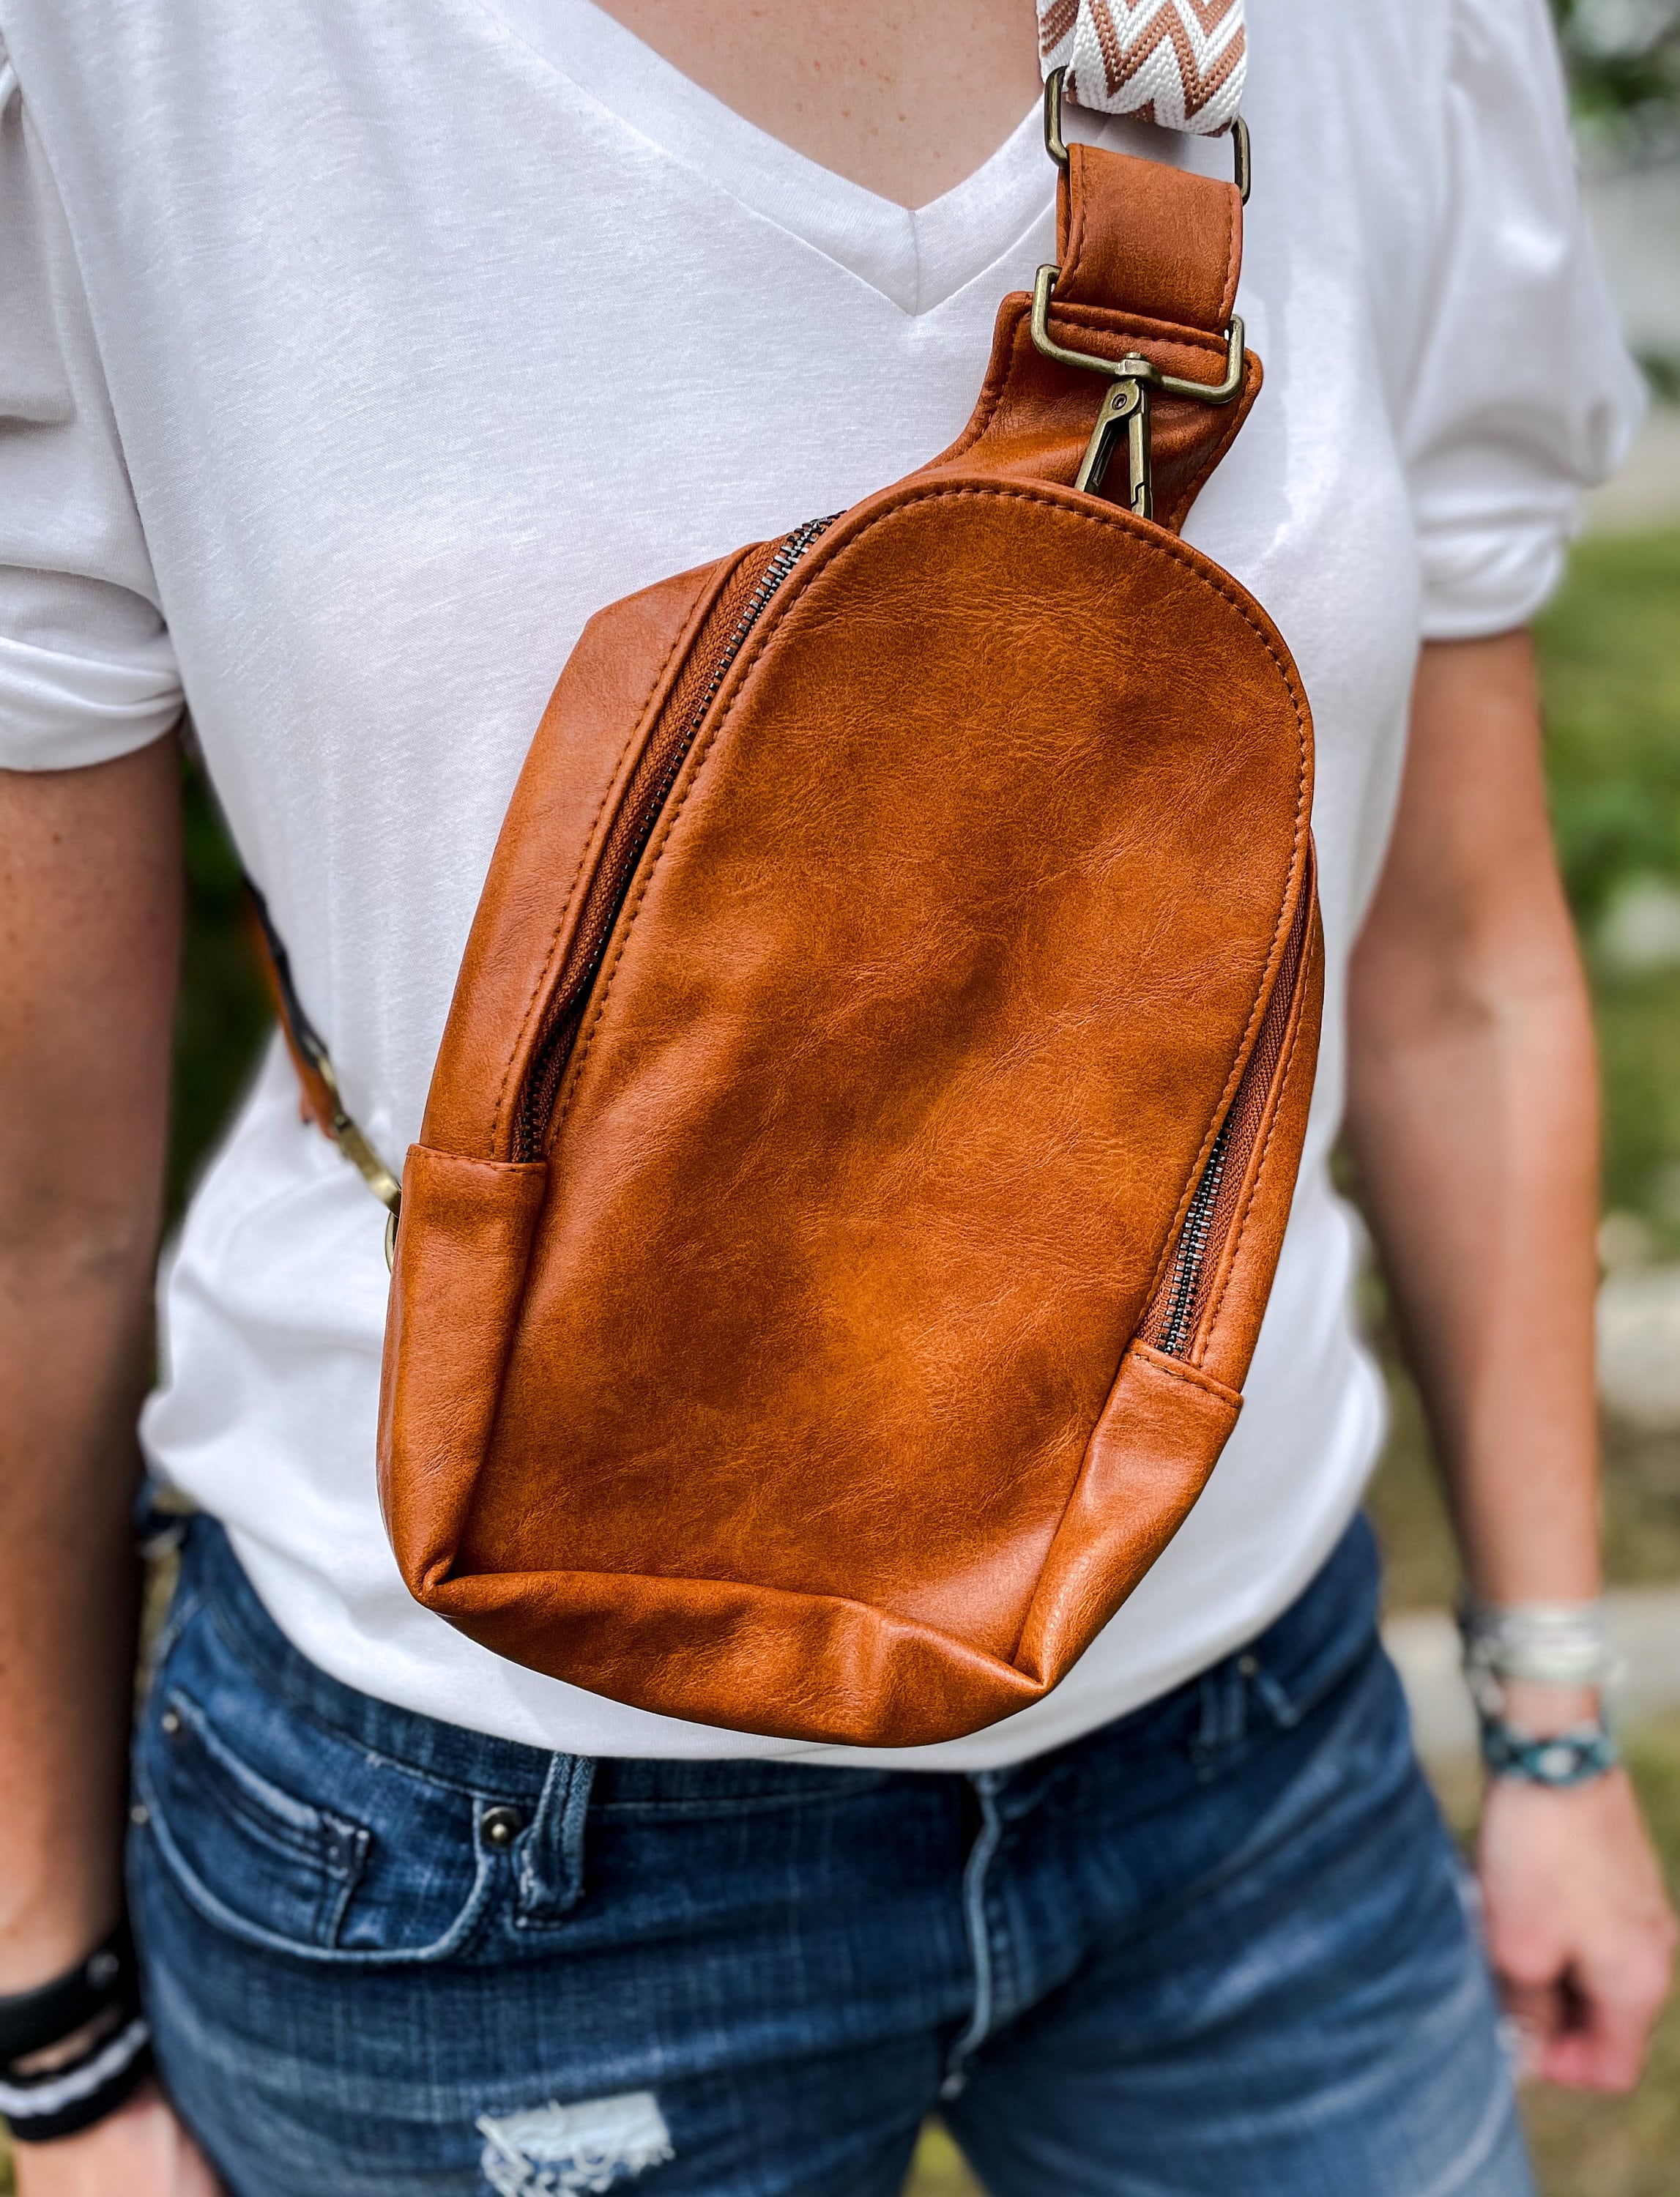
[1036,65,1249,518]
[1042,66,1250,206]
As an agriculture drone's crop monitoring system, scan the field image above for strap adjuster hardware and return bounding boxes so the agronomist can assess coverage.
[1030,271,1246,518]
[1042,66,1250,206]
[1036,65,1250,518]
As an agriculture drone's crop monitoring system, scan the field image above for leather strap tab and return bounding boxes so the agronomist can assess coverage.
[1054,140,1240,330]
[932,141,1258,532]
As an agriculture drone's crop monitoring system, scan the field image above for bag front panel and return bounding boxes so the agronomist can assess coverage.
[456,483,1309,1662]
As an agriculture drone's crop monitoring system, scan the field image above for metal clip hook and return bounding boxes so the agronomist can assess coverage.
[1075,374,1153,516]
[1031,266,1246,517]
[1036,66,1252,516]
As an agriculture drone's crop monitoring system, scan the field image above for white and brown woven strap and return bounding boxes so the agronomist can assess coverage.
[1038,0,1246,135]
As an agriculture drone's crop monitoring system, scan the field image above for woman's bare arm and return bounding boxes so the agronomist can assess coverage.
[0,736,179,1988]
[1347,631,1676,2090]
[0,737,221,2189]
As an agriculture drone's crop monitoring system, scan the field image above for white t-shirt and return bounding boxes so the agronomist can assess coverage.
[0,0,1640,1766]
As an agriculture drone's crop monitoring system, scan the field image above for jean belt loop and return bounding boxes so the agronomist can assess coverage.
[513,1752,596,1922]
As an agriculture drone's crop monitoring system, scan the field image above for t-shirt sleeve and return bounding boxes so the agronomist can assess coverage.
[1402,0,1646,641]
[0,45,182,769]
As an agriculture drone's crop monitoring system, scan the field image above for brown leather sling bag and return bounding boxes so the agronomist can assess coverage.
[259,84,1323,1747]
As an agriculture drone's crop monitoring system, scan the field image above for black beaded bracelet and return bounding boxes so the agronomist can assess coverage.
[0,1920,152,2146]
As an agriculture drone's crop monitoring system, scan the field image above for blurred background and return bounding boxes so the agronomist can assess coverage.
[2,7,1676,2193]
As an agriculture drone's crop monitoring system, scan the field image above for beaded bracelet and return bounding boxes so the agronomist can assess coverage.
[1455,1593,1621,1788]
[1477,1713,1619,1788]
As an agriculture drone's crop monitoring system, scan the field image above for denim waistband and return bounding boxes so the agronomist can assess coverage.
[155,1499,1380,1800]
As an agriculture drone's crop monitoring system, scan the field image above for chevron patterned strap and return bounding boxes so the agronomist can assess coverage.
[1038,0,1246,135]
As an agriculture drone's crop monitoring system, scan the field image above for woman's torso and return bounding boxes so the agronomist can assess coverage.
[0,0,1619,1761]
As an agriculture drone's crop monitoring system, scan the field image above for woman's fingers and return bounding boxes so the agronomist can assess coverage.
[1479,1768,1677,2094]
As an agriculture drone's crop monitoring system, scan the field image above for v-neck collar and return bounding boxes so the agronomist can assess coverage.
[476,0,1057,315]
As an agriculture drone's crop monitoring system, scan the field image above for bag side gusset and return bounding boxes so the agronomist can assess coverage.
[378,555,741,1577]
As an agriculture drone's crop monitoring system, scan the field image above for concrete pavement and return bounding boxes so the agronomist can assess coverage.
[1385,1586,1680,1763]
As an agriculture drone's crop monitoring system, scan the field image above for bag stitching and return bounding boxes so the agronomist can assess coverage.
[1128,1342,1241,1408]
[489,573,729,1150]
[1049,297,1235,351]
[1063,152,1088,291]
[410,1151,545,1182]
[1060,149,1238,334]
[941,302,1235,476]
[1197,902,1315,1353]
[551,483,1309,1233]
[1218,187,1238,326]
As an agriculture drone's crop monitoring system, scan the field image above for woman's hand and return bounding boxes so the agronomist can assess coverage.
[1479,1767,1676,2090]
[12,2082,226,2196]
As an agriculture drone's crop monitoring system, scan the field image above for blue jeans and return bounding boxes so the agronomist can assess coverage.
[129,1512,1533,2197]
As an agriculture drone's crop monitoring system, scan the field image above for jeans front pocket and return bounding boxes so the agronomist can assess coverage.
[133,1587,502,1967]
[144,1684,369,1949]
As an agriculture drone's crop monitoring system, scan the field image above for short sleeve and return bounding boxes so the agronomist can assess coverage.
[0,44,182,768]
[1401,0,1646,641]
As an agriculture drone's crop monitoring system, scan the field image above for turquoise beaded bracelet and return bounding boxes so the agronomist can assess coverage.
[1478,1714,1618,1788]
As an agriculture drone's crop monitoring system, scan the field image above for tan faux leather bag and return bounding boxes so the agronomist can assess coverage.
[270,94,1322,1747]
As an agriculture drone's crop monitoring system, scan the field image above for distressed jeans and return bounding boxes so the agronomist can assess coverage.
[129,1511,1534,2197]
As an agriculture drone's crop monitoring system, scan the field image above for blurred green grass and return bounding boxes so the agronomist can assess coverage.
[1545,530,1680,1244]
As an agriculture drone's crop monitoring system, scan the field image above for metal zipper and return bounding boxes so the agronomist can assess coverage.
[1145,881,1312,1360]
[1153,1120,1231,1357]
[516,515,837,1159]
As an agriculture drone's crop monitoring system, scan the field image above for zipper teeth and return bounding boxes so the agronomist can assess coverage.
[1145,882,1313,1361]
[516,514,837,1158]
[1155,1120,1231,1357]
[650,516,835,817]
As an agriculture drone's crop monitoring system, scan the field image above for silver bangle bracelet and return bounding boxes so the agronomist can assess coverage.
[1456,1592,1618,1714]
